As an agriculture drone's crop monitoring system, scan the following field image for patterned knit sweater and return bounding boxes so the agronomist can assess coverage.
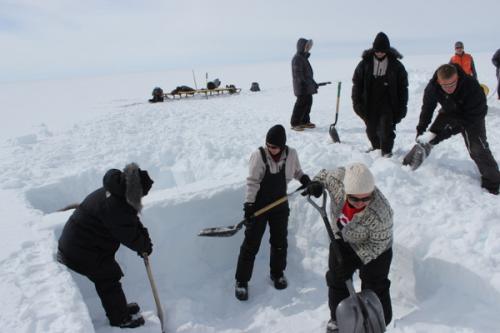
[314,167,393,264]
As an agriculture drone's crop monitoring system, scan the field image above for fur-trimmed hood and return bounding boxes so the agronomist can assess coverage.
[361,47,403,61]
[102,162,153,212]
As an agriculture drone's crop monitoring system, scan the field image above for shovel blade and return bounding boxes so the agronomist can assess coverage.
[198,224,242,237]
[329,124,340,143]
[336,290,386,333]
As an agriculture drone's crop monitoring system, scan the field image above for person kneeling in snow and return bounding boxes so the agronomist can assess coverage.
[302,163,393,333]
[57,163,154,328]
[407,63,500,194]
[234,124,311,301]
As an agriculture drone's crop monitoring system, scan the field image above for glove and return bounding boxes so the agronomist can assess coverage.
[299,174,311,188]
[138,229,153,258]
[138,242,153,258]
[243,202,256,219]
[301,181,324,198]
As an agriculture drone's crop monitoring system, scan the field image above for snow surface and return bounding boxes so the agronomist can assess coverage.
[0,53,499,333]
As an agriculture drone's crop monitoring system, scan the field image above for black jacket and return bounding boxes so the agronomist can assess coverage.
[58,168,152,276]
[493,49,500,77]
[292,38,318,96]
[351,47,408,123]
[417,64,487,134]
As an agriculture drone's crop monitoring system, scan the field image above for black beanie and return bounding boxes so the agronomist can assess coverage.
[373,32,390,52]
[139,169,154,196]
[266,124,286,148]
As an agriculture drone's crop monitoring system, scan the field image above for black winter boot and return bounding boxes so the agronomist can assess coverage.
[110,315,145,329]
[235,281,248,301]
[127,302,140,315]
[271,274,288,290]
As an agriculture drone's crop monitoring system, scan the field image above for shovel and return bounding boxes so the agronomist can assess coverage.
[198,186,304,237]
[306,192,386,333]
[143,254,166,333]
[329,81,342,143]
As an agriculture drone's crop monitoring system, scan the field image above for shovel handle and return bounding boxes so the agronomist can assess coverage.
[307,191,344,265]
[143,254,166,333]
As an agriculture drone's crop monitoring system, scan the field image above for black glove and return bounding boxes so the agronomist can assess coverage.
[299,174,311,188]
[243,202,256,219]
[301,181,324,197]
[138,229,153,258]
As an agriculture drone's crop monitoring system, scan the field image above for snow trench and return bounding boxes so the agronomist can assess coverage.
[43,180,500,332]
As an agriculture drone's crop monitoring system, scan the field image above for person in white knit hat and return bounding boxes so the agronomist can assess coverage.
[302,162,393,333]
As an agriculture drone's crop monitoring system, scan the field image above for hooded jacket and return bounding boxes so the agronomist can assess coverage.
[292,38,318,96]
[313,167,393,264]
[351,47,409,123]
[416,64,487,135]
[58,163,152,276]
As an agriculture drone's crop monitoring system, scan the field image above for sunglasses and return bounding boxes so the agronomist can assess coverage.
[266,143,280,150]
[347,195,372,203]
[455,47,463,50]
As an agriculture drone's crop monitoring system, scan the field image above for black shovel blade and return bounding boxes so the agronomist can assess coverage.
[336,289,386,333]
[329,124,340,143]
[198,223,243,237]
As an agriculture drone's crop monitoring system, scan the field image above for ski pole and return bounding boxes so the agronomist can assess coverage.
[143,254,166,333]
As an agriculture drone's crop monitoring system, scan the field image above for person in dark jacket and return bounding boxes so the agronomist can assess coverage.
[235,125,311,300]
[58,162,154,328]
[352,32,409,157]
[411,63,500,194]
[290,38,318,131]
[492,48,500,99]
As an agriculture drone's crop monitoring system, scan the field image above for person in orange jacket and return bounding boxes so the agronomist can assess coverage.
[450,41,477,80]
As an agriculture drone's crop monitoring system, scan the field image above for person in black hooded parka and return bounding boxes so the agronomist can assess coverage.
[290,38,318,131]
[58,162,154,328]
[352,32,409,157]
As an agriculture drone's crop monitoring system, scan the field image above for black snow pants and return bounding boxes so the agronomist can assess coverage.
[57,251,129,325]
[326,239,393,325]
[365,77,395,155]
[235,148,289,282]
[291,94,313,127]
[429,112,500,193]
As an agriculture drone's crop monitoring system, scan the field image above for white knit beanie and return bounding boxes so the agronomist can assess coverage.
[343,163,375,195]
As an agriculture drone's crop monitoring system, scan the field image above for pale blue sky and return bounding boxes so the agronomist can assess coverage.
[1,0,498,82]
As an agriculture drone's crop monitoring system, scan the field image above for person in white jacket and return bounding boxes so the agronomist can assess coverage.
[234,124,311,301]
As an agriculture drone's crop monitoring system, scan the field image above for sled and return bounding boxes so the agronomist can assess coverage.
[165,86,241,99]
[306,193,386,333]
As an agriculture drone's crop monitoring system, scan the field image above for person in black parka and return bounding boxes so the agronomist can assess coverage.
[291,38,318,131]
[58,162,154,328]
[352,32,409,157]
[413,63,500,194]
[492,48,500,99]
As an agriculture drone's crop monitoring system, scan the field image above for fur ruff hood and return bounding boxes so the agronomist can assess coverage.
[361,47,403,61]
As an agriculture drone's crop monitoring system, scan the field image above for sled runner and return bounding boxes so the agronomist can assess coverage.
[307,192,386,333]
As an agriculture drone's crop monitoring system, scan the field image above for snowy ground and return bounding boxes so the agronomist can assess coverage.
[0,53,499,333]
